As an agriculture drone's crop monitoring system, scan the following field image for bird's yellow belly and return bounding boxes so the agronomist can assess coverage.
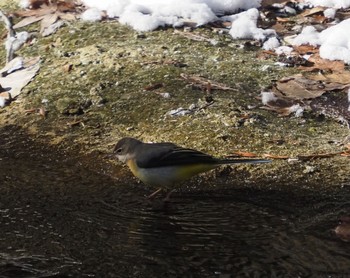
[126,160,217,187]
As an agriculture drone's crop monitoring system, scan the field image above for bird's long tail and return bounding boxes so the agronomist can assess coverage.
[218,158,271,165]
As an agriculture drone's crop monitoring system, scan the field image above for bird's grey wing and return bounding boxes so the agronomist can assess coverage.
[136,143,218,168]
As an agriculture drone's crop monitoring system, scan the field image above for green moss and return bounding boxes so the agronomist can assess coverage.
[0,14,349,190]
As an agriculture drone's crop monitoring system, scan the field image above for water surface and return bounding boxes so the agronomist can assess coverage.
[0,126,349,277]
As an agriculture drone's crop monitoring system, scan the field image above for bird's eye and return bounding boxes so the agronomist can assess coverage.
[116,148,122,154]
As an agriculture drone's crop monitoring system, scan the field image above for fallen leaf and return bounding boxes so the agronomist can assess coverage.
[276,17,292,22]
[38,107,47,118]
[13,15,46,29]
[301,6,326,17]
[144,83,164,91]
[276,74,347,100]
[57,12,76,21]
[13,1,81,36]
[338,10,350,21]
[300,53,345,72]
[271,22,288,33]
[307,71,350,84]
[0,56,40,99]
[261,0,287,6]
[62,63,73,72]
[40,13,59,34]
[41,19,64,36]
[180,73,235,91]
[14,4,57,17]
[293,45,319,54]
[174,30,217,44]
[0,92,11,101]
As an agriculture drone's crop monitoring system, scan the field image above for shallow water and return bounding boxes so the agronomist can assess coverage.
[1,126,350,277]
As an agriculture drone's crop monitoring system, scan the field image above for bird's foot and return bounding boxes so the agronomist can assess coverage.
[147,189,176,211]
[163,189,176,202]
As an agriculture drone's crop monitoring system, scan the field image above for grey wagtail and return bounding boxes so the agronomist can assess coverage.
[113,137,270,192]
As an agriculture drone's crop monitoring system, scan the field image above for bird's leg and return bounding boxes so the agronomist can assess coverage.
[146,187,163,199]
[163,189,176,202]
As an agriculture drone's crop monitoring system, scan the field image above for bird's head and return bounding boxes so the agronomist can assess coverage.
[113,137,142,163]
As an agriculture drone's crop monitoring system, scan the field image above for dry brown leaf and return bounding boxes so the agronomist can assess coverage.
[38,107,47,118]
[300,53,345,72]
[271,22,288,34]
[174,30,214,43]
[341,149,350,157]
[263,154,290,159]
[276,77,319,100]
[0,57,40,99]
[338,10,350,21]
[301,6,326,17]
[13,0,80,36]
[276,74,347,100]
[57,12,76,21]
[261,0,287,6]
[307,71,350,84]
[221,21,232,28]
[180,73,234,91]
[15,4,57,17]
[40,13,59,33]
[42,20,64,36]
[0,92,11,102]
[62,63,73,72]
[293,45,319,54]
[261,105,299,116]
[312,14,327,24]
[276,17,292,23]
[144,83,164,91]
[13,15,46,29]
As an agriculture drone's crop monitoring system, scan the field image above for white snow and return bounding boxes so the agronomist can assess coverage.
[0,97,5,108]
[293,19,350,64]
[275,46,293,55]
[324,8,336,19]
[290,104,304,117]
[228,8,275,41]
[82,0,261,31]
[305,0,350,9]
[19,0,30,8]
[261,92,278,105]
[78,0,350,64]
[167,107,192,116]
[81,8,103,21]
[263,37,280,50]
[292,26,321,46]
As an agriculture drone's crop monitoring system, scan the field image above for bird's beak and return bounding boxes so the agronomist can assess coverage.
[116,155,127,163]
[104,153,118,160]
